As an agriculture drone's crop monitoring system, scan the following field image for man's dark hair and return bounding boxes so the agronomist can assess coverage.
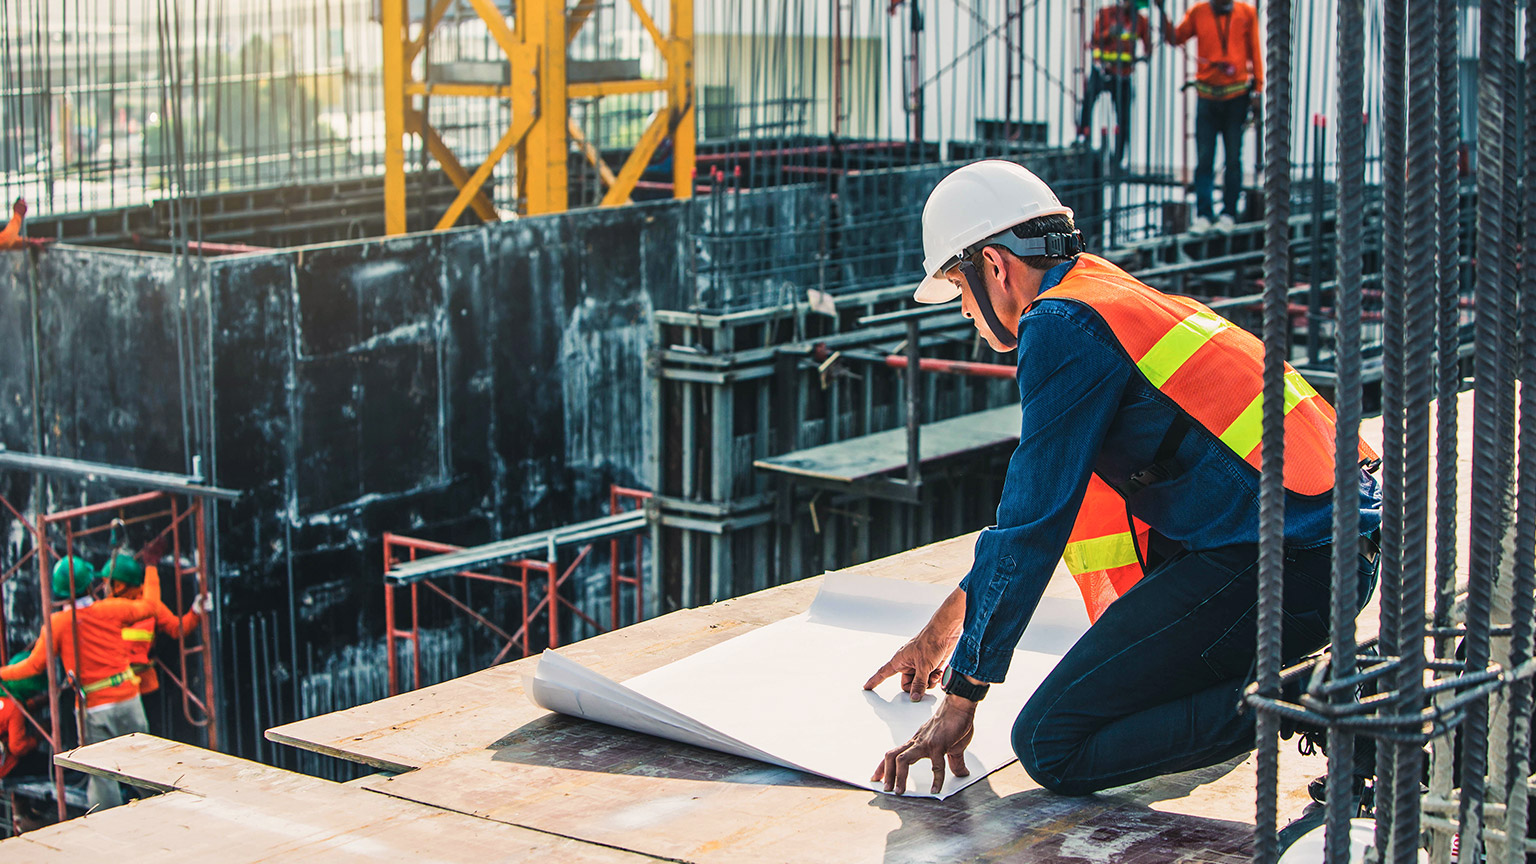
[1005,213,1081,271]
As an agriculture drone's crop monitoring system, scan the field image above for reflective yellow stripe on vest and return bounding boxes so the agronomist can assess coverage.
[1218,370,1319,458]
[1062,532,1141,574]
[1135,307,1234,387]
[1129,308,1320,461]
[122,627,154,642]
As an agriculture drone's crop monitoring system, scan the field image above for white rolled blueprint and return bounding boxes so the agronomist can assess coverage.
[528,571,1090,799]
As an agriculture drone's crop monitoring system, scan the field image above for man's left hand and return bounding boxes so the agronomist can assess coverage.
[872,695,977,795]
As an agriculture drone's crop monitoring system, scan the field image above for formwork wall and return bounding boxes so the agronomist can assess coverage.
[0,201,692,771]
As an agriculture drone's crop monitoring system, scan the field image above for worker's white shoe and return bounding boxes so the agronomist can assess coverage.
[1218,214,1237,230]
[1190,215,1213,233]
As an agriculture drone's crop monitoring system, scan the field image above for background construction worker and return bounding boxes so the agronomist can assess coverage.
[864,161,1380,797]
[1155,0,1263,231]
[0,656,47,781]
[1077,0,1152,166]
[103,547,209,699]
[0,552,163,809]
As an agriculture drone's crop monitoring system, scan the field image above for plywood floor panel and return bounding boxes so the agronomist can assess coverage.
[14,734,659,863]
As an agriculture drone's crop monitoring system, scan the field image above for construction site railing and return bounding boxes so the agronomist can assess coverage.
[383,485,653,696]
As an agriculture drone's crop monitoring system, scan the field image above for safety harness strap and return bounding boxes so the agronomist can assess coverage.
[80,669,137,695]
[1120,414,1193,496]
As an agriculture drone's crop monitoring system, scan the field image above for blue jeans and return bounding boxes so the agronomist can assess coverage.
[1194,95,1250,220]
[1013,540,1378,796]
[1079,67,1133,164]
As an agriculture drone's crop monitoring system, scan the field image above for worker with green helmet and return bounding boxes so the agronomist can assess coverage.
[49,554,96,601]
[2,546,166,808]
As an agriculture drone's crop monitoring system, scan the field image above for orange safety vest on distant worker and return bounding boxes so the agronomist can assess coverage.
[1091,5,1151,77]
[1043,255,1377,622]
[122,598,199,695]
[1167,1,1264,100]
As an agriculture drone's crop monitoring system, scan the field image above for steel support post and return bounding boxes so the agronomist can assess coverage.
[519,0,568,214]
[382,0,408,235]
[669,0,695,201]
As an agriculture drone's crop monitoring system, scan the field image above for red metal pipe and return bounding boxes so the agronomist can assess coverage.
[186,240,270,255]
[881,354,1017,379]
[694,141,909,163]
[40,491,164,525]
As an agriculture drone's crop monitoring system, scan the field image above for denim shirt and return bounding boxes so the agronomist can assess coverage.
[949,259,1384,683]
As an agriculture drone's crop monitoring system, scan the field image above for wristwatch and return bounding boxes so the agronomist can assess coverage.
[940,666,990,702]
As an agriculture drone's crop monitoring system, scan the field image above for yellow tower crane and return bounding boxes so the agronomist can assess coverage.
[380,0,695,232]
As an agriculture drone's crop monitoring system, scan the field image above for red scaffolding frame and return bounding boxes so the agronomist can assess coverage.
[0,454,235,824]
[383,486,652,696]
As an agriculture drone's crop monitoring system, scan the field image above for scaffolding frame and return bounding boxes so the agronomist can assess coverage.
[0,454,235,823]
[383,486,652,696]
[381,0,696,230]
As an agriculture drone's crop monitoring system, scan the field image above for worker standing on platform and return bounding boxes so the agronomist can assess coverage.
[103,548,209,700]
[865,161,1380,797]
[1077,0,1152,166]
[1155,0,1263,231]
[0,551,165,809]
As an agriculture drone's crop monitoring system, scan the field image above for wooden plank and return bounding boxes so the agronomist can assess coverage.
[22,734,655,863]
[360,724,1315,864]
[753,405,1020,483]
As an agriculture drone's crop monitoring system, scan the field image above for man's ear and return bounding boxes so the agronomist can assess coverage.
[980,246,1008,286]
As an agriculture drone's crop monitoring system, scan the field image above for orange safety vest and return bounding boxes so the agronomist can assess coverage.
[1042,255,1378,623]
[123,618,160,694]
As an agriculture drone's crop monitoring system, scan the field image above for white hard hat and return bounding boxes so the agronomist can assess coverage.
[913,160,1074,303]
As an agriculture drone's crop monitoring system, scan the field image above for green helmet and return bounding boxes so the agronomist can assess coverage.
[50,556,97,599]
[100,552,145,587]
[0,652,46,702]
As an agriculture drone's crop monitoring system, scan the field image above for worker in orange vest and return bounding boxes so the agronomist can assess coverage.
[0,198,27,250]
[101,551,210,697]
[1077,0,1152,166]
[0,655,47,780]
[866,161,1380,797]
[0,552,165,809]
[1155,0,1263,231]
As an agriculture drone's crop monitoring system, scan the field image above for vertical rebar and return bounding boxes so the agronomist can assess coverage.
[1492,5,1536,859]
[1376,0,1408,850]
[1462,0,1518,854]
[1254,0,1292,857]
[1308,116,1325,366]
[1326,0,1366,856]
[1431,0,1461,672]
[1395,0,1439,857]
[1425,0,1463,854]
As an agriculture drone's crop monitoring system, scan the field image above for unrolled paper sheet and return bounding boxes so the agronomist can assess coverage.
[528,572,1090,799]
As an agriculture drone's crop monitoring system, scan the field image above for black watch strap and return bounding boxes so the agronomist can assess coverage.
[941,666,990,702]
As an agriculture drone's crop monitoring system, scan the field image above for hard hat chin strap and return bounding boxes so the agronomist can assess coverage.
[958,258,1019,351]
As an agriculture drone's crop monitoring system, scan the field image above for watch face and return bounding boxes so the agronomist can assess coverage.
[940,666,954,689]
